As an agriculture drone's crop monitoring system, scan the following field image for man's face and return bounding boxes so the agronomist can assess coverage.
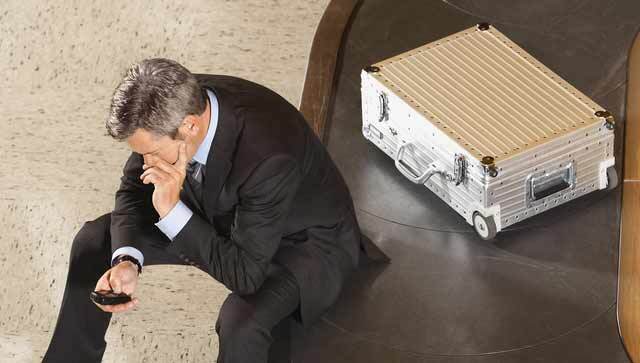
[127,128,184,166]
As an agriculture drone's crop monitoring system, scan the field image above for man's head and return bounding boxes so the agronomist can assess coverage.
[105,58,210,165]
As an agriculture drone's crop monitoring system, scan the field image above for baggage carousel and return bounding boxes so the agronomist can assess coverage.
[291,0,640,361]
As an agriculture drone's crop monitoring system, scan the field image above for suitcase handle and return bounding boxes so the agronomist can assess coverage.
[377,92,389,122]
[394,143,441,184]
[526,162,576,207]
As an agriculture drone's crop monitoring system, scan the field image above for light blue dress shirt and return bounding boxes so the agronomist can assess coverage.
[111,88,219,267]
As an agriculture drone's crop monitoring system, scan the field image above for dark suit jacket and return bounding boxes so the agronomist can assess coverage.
[109,74,363,327]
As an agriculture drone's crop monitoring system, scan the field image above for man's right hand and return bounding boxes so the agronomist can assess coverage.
[92,261,140,313]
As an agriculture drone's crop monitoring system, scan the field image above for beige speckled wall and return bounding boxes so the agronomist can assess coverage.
[0,0,329,361]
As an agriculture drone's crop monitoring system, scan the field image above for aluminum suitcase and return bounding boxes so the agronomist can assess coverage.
[360,23,617,240]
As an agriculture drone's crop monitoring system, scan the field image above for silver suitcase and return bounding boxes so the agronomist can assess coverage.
[360,23,617,240]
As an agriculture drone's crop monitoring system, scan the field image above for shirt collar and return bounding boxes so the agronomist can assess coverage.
[192,88,219,165]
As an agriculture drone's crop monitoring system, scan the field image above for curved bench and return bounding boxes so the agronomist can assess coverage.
[618,27,640,363]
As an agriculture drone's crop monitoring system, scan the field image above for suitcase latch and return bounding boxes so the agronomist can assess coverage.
[453,154,467,186]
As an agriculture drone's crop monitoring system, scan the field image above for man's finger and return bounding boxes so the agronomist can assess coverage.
[141,169,166,185]
[112,299,136,313]
[91,300,106,311]
[146,155,181,177]
[121,280,138,296]
[109,303,128,313]
[140,163,171,179]
[95,302,114,313]
[140,165,174,185]
[92,301,134,313]
[175,142,187,170]
[95,271,111,292]
[111,276,122,294]
[92,297,113,313]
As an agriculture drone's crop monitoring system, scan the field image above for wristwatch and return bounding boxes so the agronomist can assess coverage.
[112,254,142,275]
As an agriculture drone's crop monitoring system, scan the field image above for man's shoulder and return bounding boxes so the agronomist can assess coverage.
[194,73,268,94]
[196,73,301,121]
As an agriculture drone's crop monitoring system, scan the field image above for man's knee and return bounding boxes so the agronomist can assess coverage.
[68,212,111,281]
[215,294,268,343]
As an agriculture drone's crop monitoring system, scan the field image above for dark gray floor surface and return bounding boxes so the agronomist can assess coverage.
[291,1,640,362]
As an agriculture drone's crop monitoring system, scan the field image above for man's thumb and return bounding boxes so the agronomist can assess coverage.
[110,275,122,294]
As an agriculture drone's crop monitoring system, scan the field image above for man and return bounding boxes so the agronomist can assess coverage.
[42,58,372,362]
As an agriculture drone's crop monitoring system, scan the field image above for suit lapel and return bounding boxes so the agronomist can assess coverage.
[180,182,206,216]
[200,84,240,219]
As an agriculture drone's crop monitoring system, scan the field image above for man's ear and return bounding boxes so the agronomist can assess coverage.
[183,115,199,135]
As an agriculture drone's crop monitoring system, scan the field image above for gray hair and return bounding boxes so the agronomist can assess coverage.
[105,58,207,141]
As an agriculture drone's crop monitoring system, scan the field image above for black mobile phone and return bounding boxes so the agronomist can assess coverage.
[90,290,132,305]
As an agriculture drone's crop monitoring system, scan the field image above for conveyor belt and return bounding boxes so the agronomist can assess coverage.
[291,0,640,362]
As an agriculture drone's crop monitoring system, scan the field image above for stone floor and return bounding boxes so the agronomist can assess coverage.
[0,1,329,361]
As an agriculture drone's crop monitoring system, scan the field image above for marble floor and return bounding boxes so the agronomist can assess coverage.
[0,1,329,361]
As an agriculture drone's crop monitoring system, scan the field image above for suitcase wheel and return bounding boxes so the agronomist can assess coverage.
[473,212,497,241]
[606,166,618,191]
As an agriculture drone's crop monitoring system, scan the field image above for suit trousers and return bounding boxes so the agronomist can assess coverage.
[42,212,300,363]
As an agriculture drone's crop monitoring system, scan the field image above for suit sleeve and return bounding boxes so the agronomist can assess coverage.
[111,246,145,267]
[168,153,302,295]
[110,151,165,256]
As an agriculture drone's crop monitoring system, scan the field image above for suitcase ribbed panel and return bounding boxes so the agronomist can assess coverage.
[369,25,606,164]
[485,122,614,227]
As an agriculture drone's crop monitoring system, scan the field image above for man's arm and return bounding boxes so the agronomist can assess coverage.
[110,151,164,266]
[168,153,303,295]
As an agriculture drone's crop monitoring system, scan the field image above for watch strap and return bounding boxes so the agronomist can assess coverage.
[113,254,142,275]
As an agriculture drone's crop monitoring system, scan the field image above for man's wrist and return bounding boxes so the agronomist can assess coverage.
[158,200,179,220]
[113,254,143,275]
[118,260,137,273]
[155,200,193,241]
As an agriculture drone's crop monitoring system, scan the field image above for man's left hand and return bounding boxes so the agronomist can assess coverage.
[140,142,188,219]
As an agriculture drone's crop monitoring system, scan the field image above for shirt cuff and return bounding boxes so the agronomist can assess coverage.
[154,200,193,241]
[111,247,145,267]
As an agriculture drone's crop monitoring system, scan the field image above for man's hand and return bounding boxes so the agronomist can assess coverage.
[92,261,140,313]
[140,142,188,219]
